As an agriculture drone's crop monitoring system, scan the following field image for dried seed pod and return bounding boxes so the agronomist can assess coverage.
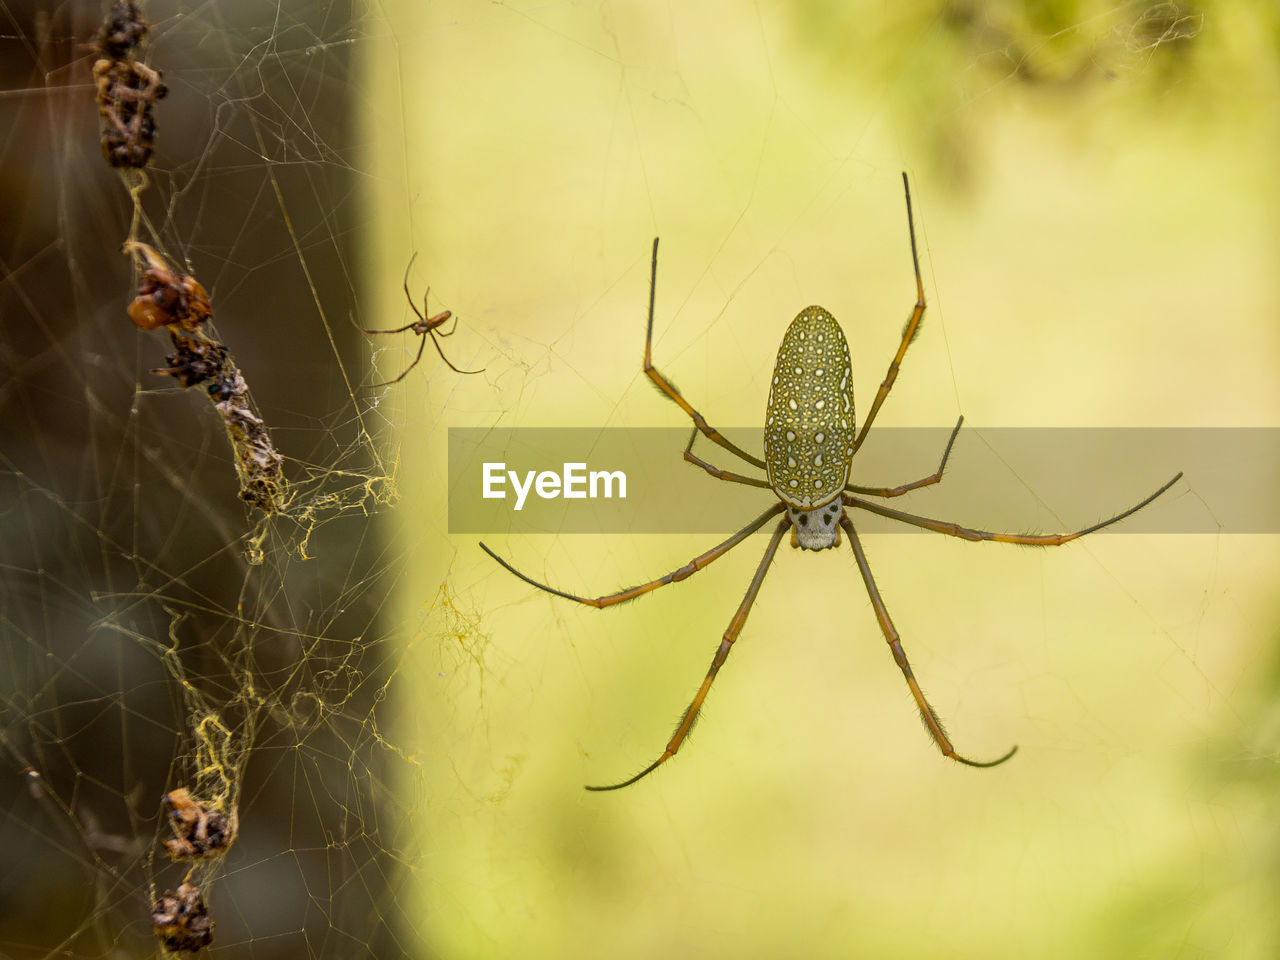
[93,2,167,169]
[124,242,211,333]
[162,788,238,860]
[97,0,149,59]
[124,242,287,515]
[151,882,214,953]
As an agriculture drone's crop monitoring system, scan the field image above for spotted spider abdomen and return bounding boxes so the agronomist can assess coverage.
[763,306,855,511]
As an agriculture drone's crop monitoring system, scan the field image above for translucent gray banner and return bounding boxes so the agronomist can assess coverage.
[448,427,1276,534]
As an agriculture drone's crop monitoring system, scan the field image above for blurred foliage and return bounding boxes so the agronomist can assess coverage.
[788,0,1278,188]
[1090,619,1280,959]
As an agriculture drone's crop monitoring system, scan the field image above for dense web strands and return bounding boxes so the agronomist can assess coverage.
[47,1,473,952]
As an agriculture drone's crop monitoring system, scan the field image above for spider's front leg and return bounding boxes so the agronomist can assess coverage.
[681,428,771,490]
[851,172,930,457]
[845,416,964,498]
[361,253,484,385]
[642,238,765,472]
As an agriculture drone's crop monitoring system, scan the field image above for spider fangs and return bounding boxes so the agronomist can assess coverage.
[482,173,1182,791]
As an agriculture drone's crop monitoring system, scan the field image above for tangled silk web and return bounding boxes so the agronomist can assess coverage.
[1,2,436,955]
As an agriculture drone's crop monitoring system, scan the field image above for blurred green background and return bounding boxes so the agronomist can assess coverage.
[362,2,1280,958]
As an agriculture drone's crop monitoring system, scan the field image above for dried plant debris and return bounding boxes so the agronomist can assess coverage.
[125,242,287,514]
[97,0,150,58]
[93,1,167,169]
[152,883,214,953]
[126,241,211,333]
[162,788,238,860]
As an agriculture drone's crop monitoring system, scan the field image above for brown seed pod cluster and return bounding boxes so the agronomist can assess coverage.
[125,242,287,514]
[124,241,211,333]
[151,882,214,953]
[93,1,167,169]
[154,337,230,389]
[162,788,238,860]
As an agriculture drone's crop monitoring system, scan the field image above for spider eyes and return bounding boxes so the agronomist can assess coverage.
[796,507,839,528]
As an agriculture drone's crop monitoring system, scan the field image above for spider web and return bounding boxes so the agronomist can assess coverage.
[1,1,1278,958]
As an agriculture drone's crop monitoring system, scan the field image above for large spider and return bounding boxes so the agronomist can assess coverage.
[482,174,1181,791]
[363,254,484,386]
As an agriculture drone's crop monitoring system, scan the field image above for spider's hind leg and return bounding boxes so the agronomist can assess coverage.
[480,502,786,609]
[585,517,791,791]
[841,515,1017,768]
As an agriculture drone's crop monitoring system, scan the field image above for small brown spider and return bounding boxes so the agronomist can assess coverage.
[162,787,237,860]
[362,253,484,386]
[151,882,214,953]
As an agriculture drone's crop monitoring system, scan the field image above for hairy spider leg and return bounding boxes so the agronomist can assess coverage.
[680,427,772,490]
[844,415,964,497]
[851,171,929,458]
[479,502,785,609]
[643,238,767,472]
[684,415,965,500]
[586,518,790,791]
[841,516,1017,767]
[843,471,1183,544]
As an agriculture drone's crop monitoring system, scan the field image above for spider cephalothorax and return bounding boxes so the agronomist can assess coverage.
[482,173,1181,791]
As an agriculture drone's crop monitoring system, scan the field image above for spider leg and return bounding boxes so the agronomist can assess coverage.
[360,320,421,335]
[426,323,485,375]
[683,428,772,490]
[841,516,1017,768]
[403,251,484,373]
[402,251,425,322]
[643,238,766,472]
[431,313,461,337]
[844,471,1182,544]
[586,517,790,791]
[369,333,428,387]
[851,172,928,457]
[845,416,963,498]
[361,252,433,335]
[479,502,785,608]
[355,253,445,335]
